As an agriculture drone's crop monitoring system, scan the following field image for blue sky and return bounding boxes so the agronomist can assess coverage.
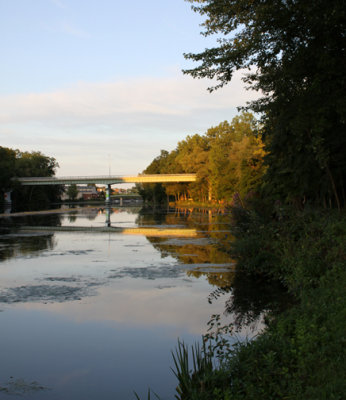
[0,0,258,177]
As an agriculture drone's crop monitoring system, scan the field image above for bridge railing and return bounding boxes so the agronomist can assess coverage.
[16,175,130,181]
[14,174,197,185]
[15,174,196,181]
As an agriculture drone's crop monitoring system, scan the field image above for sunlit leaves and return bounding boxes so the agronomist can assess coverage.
[184,0,346,209]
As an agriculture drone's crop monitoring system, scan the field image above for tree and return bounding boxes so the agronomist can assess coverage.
[0,147,16,191]
[184,0,346,208]
[12,150,61,207]
[227,135,267,198]
[138,150,169,203]
[140,112,265,204]
[0,146,61,207]
[67,184,78,201]
[207,113,262,201]
[14,151,58,178]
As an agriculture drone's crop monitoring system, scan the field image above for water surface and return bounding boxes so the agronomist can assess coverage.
[0,206,255,399]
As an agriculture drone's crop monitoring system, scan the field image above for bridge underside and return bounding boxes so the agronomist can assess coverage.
[15,174,197,186]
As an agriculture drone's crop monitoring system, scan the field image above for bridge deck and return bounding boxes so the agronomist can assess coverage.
[15,174,197,186]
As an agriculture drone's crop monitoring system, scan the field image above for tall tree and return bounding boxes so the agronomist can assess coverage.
[0,147,16,192]
[184,0,346,208]
[176,134,211,201]
[0,147,61,208]
[138,150,169,203]
[139,112,265,204]
[67,184,78,201]
[207,113,262,201]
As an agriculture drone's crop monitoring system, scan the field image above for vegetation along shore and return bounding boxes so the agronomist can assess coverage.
[1,0,345,398]
[135,0,346,399]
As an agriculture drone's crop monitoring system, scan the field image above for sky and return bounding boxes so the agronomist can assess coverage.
[0,0,258,177]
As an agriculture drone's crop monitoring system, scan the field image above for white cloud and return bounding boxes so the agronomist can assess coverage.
[0,71,257,125]
[0,71,259,175]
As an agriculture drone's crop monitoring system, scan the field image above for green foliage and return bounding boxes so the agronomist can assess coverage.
[0,147,16,191]
[184,0,346,209]
[221,264,346,400]
[139,112,266,204]
[137,150,170,203]
[165,209,346,400]
[66,184,78,201]
[171,340,231,400]
[232,207,346,295]
[14,150,58,177]
[0,146,61,208]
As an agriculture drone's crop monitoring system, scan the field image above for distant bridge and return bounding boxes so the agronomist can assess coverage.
[13,174,197,204]
[15,174,197,186]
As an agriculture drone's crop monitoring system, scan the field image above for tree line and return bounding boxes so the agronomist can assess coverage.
[140,0,345,211]
[182,0,345,210]
[0,146,61,209]
[144,1,345,399]
[138,112,267,205]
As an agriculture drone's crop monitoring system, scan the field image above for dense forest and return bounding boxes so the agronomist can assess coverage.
[140,1,346,399]
[138,112,266,205]
[183,0,345,211]
[0,146,61,209]
[141,0,345,210]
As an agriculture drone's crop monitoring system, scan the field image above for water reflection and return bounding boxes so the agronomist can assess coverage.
[224,273,292,329]
[0,232,56,262]
[0,207,237,307]
[0,207,286,323]
[0,206,288,399]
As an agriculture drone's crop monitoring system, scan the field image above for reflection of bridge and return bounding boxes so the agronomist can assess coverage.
[14,174,197,203]
[18,226,198,237]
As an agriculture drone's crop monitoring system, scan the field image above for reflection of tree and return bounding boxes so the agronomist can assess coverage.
[119,207,142,215]
[187,270,235,288]
[0,213,61,262]
[1,213,62,227]
[141,207,293,332]
[82,208,99,221]
[0,233,56,262]
[208,273,293,331]
[136,207,170,226]
[68,214,77,223]
[142,207,236,288]
[147,237,233,263]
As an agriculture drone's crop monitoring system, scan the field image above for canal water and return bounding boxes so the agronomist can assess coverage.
[0,206,263,400]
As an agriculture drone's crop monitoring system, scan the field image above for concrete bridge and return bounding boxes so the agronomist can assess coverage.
[15,174,197,186]
[14,174,197,203]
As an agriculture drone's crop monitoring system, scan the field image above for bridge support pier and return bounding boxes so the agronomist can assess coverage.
[105,184,111,204]
[105,207,111,227]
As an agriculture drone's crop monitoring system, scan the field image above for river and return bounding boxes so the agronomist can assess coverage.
[0,206,264,399]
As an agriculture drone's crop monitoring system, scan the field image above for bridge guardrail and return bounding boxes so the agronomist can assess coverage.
[14,174,197,185]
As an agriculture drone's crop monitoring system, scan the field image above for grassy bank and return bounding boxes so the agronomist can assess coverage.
[210,209,344,399]
[220,208,346,399]
[145,207,346,400]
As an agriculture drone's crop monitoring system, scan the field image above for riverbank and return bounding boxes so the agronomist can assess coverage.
[172,207,346,400]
